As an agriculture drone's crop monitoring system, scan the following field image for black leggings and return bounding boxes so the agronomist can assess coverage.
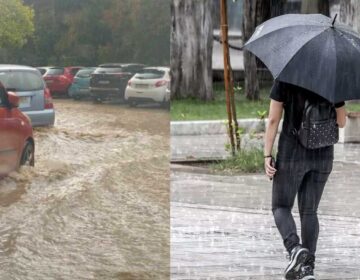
[272,133,333,256]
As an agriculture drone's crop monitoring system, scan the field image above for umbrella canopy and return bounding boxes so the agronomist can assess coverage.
[243,13,360,103]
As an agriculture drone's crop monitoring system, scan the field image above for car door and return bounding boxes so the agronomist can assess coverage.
[0,89,21,174]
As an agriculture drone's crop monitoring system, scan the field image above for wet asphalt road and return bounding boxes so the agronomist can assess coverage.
[0,99,169,280]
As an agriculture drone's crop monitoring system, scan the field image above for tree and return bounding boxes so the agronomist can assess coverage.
[243,0,280,100]
[0,0,34,49]
[6,0,169,66]
[301,0,330,16]
[170,0,214,100]
[339,0,360,33]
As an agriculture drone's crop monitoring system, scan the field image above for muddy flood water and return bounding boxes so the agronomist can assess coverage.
[0,100,169,280]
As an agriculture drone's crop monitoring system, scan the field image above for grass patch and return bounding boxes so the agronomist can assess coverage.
[171,82,272,121]
[171,82,360,121]
[211,148,265,174]
[346,102,360,113]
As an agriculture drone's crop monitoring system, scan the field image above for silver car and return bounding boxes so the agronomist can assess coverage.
[0,65,55,127]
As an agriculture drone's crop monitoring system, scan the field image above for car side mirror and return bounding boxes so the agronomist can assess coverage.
[7,91,20,108]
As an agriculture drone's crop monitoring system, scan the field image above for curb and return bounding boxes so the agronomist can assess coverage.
[171,118,360,144]
[171,119,274,136]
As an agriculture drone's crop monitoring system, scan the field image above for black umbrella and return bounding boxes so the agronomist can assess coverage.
[243,13,360,103]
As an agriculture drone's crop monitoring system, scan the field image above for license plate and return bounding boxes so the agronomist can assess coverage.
[99,80,110,85]
[19,96,31,107]
[136,84,149,89]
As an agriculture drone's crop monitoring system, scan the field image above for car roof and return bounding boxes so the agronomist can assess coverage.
[78,67,96,70]
[0,64,38,71]
[65,66,84,69]
[98,63,145,67]
[143,67,169,72]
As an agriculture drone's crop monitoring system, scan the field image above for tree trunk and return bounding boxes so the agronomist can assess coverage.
[301,0,330,16]
[270,0,286,17]
[339,0,360,33]
[243,0,275,100]
[170,0,213,100]
[242,0,259,100]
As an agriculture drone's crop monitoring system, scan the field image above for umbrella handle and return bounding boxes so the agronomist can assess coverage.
[332,14,338,27]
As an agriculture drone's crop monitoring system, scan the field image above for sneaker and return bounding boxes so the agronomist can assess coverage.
[284,245,309,280]
[298,265,315,280]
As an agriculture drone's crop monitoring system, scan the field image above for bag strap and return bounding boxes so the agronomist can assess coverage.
[287,92,300,136]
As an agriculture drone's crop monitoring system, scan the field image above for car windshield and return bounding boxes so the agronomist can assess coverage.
[94,67,123,74]
[134,69,165,80]
[47,68,64,75]
[76,69,95,78]
[0,71,44,92]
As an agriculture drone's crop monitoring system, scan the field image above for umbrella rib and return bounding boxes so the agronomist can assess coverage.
[246,24,328,47]
[338,29,360,53]
[275,27,332,79]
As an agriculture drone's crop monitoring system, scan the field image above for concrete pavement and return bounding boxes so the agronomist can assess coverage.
[171,144,360,279]
[171,133,360,163]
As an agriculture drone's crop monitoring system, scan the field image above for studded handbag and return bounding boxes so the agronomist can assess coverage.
[297,100,339,149]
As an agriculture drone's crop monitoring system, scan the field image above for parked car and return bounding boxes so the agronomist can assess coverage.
[124,67,170,107]
[68,67,96,100]
[0,82,34,177]
[43,66,83,96]
[0,65,55,127]
[90,63,145,102]
[36,66,53,76]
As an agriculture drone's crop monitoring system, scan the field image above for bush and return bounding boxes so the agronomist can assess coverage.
[211,148,265,174]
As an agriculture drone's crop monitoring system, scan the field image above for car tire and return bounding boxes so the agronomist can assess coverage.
[129,100,137,107]
[161,99,170,110]
[20,140,35,167]
[92,97,103,104]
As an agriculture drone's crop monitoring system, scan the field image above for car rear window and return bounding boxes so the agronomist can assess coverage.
[37,68,47,75]
[0,71,44,92]
[47,68,64,75]
[94,67,123,74]
[134,69,165,80]
[76,69,95,78]
[0,85,7,106]
[70,68,81,75]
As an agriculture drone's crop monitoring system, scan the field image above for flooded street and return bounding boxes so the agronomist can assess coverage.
[0,100,169,280]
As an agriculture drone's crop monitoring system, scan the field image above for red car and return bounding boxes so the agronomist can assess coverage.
[43,66,83,96]
[0,83,34,177]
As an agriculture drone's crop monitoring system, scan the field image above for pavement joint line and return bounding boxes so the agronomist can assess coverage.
[333,160,360,165]
[171,202,360,222]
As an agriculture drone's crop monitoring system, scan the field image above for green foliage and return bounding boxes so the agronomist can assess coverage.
[233,85,242,94]
[4,0,170,66]
[347,102,360,113]
[171,83,272,120]
[211,148,264,174]
[0,0,34,49]
[257,110,267,120]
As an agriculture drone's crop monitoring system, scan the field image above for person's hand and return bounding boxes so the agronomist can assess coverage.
[264,157,277,179]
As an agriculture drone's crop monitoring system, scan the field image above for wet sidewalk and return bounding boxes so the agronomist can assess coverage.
[171,146,360,279]
[171,133,360,164]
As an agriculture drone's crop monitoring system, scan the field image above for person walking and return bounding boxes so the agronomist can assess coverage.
[263,81,346,280]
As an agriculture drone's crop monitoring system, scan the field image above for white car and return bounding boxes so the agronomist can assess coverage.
[124,67,170,107]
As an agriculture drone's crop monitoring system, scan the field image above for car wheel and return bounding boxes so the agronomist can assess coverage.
[20,141,35,167]
[92,97,103,104]
[129,100,137,107]
[161,99,170,110]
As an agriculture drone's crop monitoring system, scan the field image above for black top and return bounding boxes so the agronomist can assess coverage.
[270,81,345,135]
